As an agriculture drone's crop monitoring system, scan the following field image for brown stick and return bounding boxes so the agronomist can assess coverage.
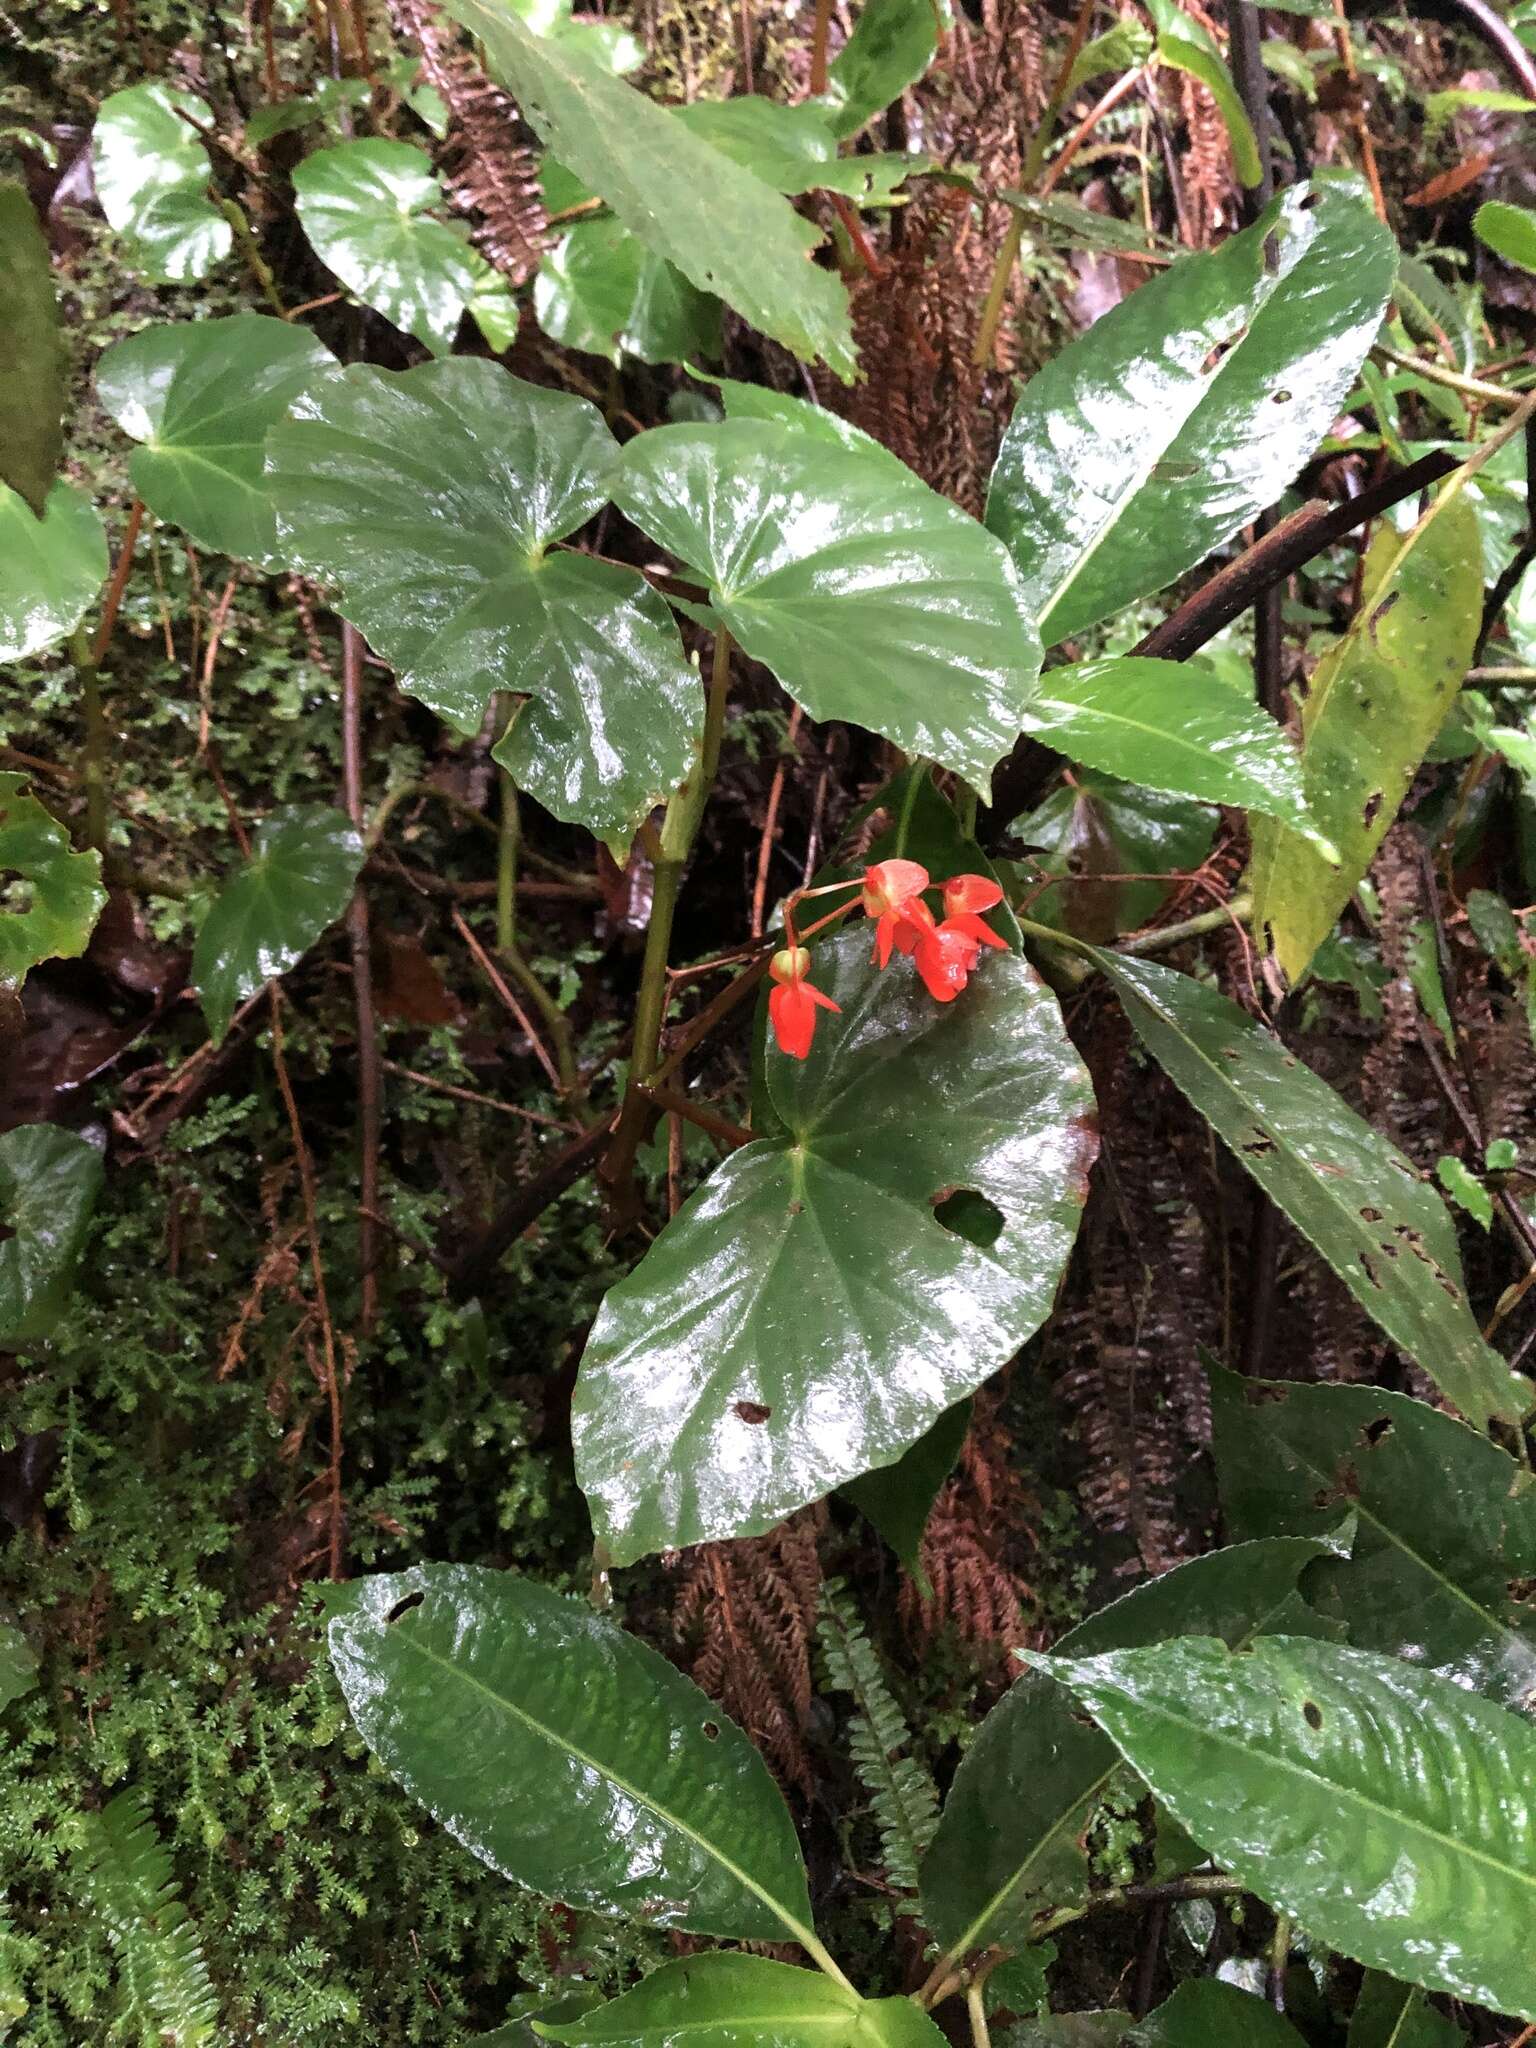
[450,908,563,1092]
[340,622,382,1335]
[641,1084,754,1150]
[445,1116,616,1300]
[752,703,803,938]
[91,497,145,664]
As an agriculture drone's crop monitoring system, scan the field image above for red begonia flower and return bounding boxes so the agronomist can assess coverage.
[861,858,935,967]
[913,921,983,1003]
[768,946,840,1059]
[941,872,1008,952]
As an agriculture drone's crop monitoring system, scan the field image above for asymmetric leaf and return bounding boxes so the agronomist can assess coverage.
[327,1566,817,1944]
[0,1123,105,1346]
[91,82,231,283]
[268,360,699,845]
[441,0,856,375]
[576,928,1095,1563]
[617,419,1042,793]
[0,482,107,663]
[0,772,106,988]
[1211,1366,1536,1708]
[1095,952,1530,1430]
[534,219,721,366]
[1031,1635,1536,2020]
[538,1954,947,2048]
[97,315,334,566]
[192,805,363,1043]
[1010,774,1215,943]
[0,181,65,517]
[987,183,1396,645]
[841,1398,972,1587]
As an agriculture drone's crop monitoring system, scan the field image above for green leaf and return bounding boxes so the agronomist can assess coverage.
[0,1621,38,1714]
[97,315,334,567]
[1030,1633,1536,2021]
[191,804,362,1043]
[1064,21,1154,97]
[441,0,856,376]
[817,0,945,137]
[1394,255,1476,376]
[1475,200,1536,274]
[997,190,1170,259]
[920,1536,1334,1958]
[1144,0,1261,186]
[577,927,1094,1563]
[1348,1973,1467,2048]
[1011,2022,1131,2047]
[74,1788,218,2047]
[91,82,231,283]
[534,217,721,366]
[0,771,107,987]
[292,139,479,355]
[987,183,1396,647]
[1011,774,1215,945]
[537,1954,945,2048]
[327,1565,819,1945]
[1131,1982,1306,2045]
[1092,952,1530,1431]
[0,181,65,517]
[1026,657,1330,850]
[617,419,1042,793]
[1250,487,1482,985]
[0,1124,104,1347]
[841,1398,971,1589]
[1437,1155,1492,1229]
[0,481,107,662]
[472,1989,608,2048]
[1210,1366,1536,1708]
[267,359,700,847]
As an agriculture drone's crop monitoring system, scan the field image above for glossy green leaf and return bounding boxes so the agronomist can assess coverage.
[1031,1634,1536,2020]
[1064,20,1154,96]
[1011,773,1215,944]
[1348,1973,1467,2048]
[1249,487,1483,984]
[91,82,231,283]
[0,771,107,987]
[1093,952,1530,1431]
[577,928,1094,1563]
[0,181,65,517]
[97,315,334,567]
[920,1536,1333,1958]
[0,1124,104,1346]
[997,190,1170,259]
[1026,657,1329,849]
[670,98,920,202]
[1475,200,1536,274]
[0,481,107,663]
[534,218,721,366]
[617,419,1041,793]
[987,183,1396,647]
[816,0,945,137]
[292,139,479,355]
[267,359,700,847]
[1131,1982,1305,2045]
[1210,1366,1536,1708]
[1012,2021,1131,2048]
[1144,0,1260,186]
[192,804,362,1043]
[441,0,856,376]
[538,1954,946,2048]
[327,1565,818,1944]
[841,1397,971,1589]
[0,1620,38,1714]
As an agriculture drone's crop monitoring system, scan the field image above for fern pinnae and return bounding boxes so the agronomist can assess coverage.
[75,1788,219,2046]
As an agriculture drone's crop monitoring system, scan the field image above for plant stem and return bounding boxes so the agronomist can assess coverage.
[1374,341,1530,411]
[340,620,381,1337]
[808,0,834,95]
[965,1981,991,2048]
[69,626,110,857]
[497,762,520,956]
[218,198,287,316]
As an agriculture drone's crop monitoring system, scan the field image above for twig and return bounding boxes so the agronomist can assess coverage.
[964,1981,991,2048]
[380,1058,575,1130]
[341,621,382,1336]
[1374,340,1529,410]
[197,569,241,754]
[808,0,833,95]
[640,1084,754,1150]
[444,1116,616,1299]
[752,703,804,938]
[451,907,565,1094]
[1226,0,1274,207]
[1330,0,1387,223]
[90,497,145,663]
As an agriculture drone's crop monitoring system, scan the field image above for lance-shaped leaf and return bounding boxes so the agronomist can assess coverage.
[617,419,1042,793]
[0,482,107,663]
[1094,951,1530,1430]
[0,181,66,518]
[576,929,1095,1564]
[268,359,700,848]
[1211,1365,1536,1708]
[327,1566,819,1945]
[1249,485,1483,984]
[920,1536,1335,1958]
[1030,1635,1536,2020]
[192,805,363,1043]
[0,771,106,987]
[537,1955,946,2048]
[292,139,480,356]
[91,82,231,283]
[1132,1982,1305,2046]
[987,183,1396,646]
[1144,0,1261,186]
[1025,657,1331,850]
[440,0,856,376]
[0,1124,104,1346]
[816,0,947,138]
[97,316,335,567]
[1348,1973,1467,2048]
[534,218,721,367]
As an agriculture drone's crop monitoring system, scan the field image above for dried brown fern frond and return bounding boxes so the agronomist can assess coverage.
[900,1390,1037,1670]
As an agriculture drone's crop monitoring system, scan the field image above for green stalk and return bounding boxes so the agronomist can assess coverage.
[497,762,520,956]
[70,625,109,856]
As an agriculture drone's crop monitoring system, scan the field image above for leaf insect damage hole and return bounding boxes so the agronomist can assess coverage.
[1303,1700,1324,1730]
[385,1592,425,1625]
[930,1186,1005,1248]
[701,1720,720,1740]
[733,1400,771,1424]
[1361,1416,1394,1446]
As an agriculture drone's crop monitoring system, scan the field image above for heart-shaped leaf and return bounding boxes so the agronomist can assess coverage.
[617,418,1042,793]
[91,82,231,283]
[0,481,107,663]
[534,218,721,366]
[1030,1634,1536,2020]
[0,180,66,518]
[670,98,920,201]
[0,1123,105,1346]
[576,927,1096,1564]
[97,315,335,566]
[192,804,363,1043]
[267,359,700,847]
[327,1565,819,1946]
[1093,951,1530,1431]
[0,771,106,988]
[538,1955,946,2048]
[987,183,1396,647]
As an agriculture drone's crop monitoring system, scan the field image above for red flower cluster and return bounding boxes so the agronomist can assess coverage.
[768,861,1006,1059]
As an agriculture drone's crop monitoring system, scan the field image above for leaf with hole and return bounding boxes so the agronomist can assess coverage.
[1030,1634,1536,2020]
[0,1123,105,1347]
[0,771,107,989]
[1092,952,1530,1431]
[617,418,1041,793]
[91,81,231,283]
[0,481,107,663]
[0,180,65,518]
[97,315,335,567]
[327,1565,819,1944]
[986,183,1396,646]
[534,218,721,367]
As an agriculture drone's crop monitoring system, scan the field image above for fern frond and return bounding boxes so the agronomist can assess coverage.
[816,1580,938,1899]
[75,1789,219,2046]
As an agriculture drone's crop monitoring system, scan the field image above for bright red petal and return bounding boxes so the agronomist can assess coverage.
[769,981,816,1058]
[944,872,1004,916]
[947,909,1008,950]
[861,857,931,918]
[913,924,979,1002]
